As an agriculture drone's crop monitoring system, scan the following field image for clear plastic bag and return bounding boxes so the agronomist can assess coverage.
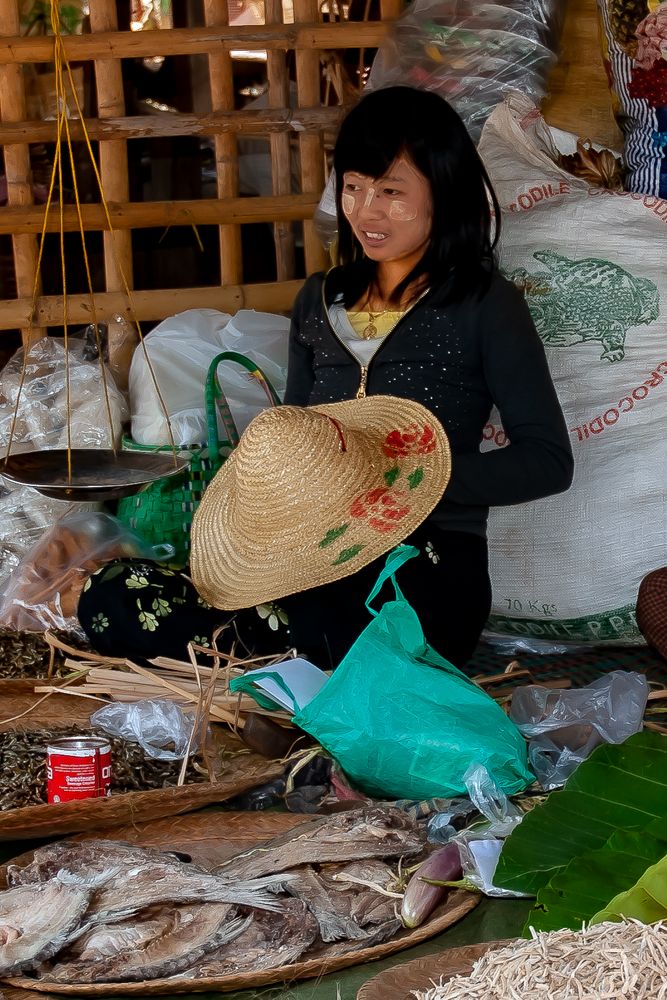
[0,512,174,635]
[0,337,128,453]
[0,482,99,601]
[510,671,650,789]
[448,765,529,897]
[91,699,199,760]
[367,0,563,142]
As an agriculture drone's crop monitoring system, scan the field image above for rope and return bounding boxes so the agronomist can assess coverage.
[4,2,178,480]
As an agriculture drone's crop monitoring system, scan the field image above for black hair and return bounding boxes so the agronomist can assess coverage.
[332,85,501,308]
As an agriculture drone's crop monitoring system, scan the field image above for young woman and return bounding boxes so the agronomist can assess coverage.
[282,85,574,668]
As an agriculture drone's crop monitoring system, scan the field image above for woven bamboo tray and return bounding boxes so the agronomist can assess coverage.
[0,809,479,996]
[356,939,510,1000]
[0,678,284,841]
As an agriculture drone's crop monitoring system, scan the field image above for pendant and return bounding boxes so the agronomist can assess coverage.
[362,322,377,339]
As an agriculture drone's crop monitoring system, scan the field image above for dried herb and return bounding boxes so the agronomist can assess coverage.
[556,139,625,191]
[0,629,91,679]
[0,726,209,810]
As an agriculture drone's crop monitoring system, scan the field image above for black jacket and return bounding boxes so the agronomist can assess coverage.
[284,267,574,536]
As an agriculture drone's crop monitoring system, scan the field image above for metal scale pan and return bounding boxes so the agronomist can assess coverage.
[1,449,189,502]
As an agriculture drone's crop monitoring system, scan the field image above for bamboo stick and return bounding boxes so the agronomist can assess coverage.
[0,23,389,64]
[0,0,43,350]
[0,193,321,235]
[0,279,302,328]
[294,0,328,275]
[0,105,347,144]
[89,0,135,387]
[266,0,296,280]
[204,0,242,285]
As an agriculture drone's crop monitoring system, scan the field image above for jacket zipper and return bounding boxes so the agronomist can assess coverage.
[321,274,430,399]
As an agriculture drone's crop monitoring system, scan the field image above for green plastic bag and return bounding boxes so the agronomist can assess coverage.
[292,546,534,800]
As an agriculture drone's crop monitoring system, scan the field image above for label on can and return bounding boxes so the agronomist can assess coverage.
[46,736,112,804]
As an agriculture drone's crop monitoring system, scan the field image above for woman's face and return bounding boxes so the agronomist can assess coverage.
[341,157,433,266]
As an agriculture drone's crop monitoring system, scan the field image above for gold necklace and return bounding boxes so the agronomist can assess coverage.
[361,291,388,339]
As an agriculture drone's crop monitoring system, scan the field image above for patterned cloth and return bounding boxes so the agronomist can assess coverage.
[637,567,667,661]
[77,560,291,662]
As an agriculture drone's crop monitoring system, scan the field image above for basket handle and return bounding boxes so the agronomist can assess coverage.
[205,351,281,468]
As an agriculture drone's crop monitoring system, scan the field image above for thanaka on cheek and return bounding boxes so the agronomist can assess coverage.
[341,192,355,217]
[388,200,417,222]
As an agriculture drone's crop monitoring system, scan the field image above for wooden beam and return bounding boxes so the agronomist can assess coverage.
[294,0,328,275]
[266,0,296,281]
[204,0,242,285]
[0,106,348,144]
[0,1,43,347]
[0,194,321,235]
[0,281,304,329]
[0,22,389,63]
[89,0,135,387]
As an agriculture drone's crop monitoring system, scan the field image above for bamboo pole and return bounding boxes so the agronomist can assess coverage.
[0,193,320,235]
[0,23,389,63]
[0,280,303,328]
[0,0,43,350]
[0,105,347,144]
[89,0,135,387]
[266,0,296,280]
[293,0,328,275]
[204,0,242,285]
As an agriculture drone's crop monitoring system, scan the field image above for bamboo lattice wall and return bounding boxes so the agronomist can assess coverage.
[0,0,618,382]
[0,0,400,380]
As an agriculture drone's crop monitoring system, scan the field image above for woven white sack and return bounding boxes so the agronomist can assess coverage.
[478,94,667,644]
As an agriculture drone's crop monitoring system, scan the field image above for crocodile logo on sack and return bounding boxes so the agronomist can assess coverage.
[508,249,660,362]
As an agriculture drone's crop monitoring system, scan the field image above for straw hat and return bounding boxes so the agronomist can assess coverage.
[190,395,451,609]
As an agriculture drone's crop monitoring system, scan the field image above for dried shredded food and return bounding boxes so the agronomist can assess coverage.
[413,920,667,1000]
[0,726,209,809]
[0,628,90,678]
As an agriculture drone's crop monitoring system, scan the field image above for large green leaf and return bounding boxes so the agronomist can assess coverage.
[591,850,667,925]
[523,817,667,934]
[495,732,667,895]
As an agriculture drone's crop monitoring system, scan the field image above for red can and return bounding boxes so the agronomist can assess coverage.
[46,737,112,804]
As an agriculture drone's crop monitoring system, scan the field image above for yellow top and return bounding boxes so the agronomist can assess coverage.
[347,310,406,340]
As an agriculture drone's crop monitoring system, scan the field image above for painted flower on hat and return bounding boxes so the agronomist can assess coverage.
[350,486,411,534]
[383,423,436,458]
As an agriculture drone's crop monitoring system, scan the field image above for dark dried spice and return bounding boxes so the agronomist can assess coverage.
[0,726,208,810]
[0,629,91,679]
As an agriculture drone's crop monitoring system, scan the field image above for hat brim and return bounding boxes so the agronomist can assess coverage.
[191,395,451,610]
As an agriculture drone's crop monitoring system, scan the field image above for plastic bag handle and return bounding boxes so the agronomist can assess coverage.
[365,545,419,616]
[205,351,282,470]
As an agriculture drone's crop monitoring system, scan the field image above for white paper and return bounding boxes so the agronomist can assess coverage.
[243,657,328,713]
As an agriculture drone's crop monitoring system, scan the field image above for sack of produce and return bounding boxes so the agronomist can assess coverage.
[293,547,533,800]
[478,94,667,645]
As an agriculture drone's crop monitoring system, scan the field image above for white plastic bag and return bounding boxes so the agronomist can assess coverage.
[478,95,667,645]
[129,308,289,446]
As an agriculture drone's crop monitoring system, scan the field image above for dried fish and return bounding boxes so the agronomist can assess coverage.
[215,806,424,880]
[414,920,667,1000]
[286,860,397,942]
[8,839,207,888]
[46,905,251,983]
[0,880,91,974]
[188,900,320,977]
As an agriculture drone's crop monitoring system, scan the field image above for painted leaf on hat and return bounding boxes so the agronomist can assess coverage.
[332,544,365,565]
[319,524,349,548]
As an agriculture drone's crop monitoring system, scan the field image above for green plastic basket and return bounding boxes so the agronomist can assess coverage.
[117,351,281,567]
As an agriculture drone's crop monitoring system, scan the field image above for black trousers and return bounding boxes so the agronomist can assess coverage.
[282,525,491,670]
[78,527,491,671]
